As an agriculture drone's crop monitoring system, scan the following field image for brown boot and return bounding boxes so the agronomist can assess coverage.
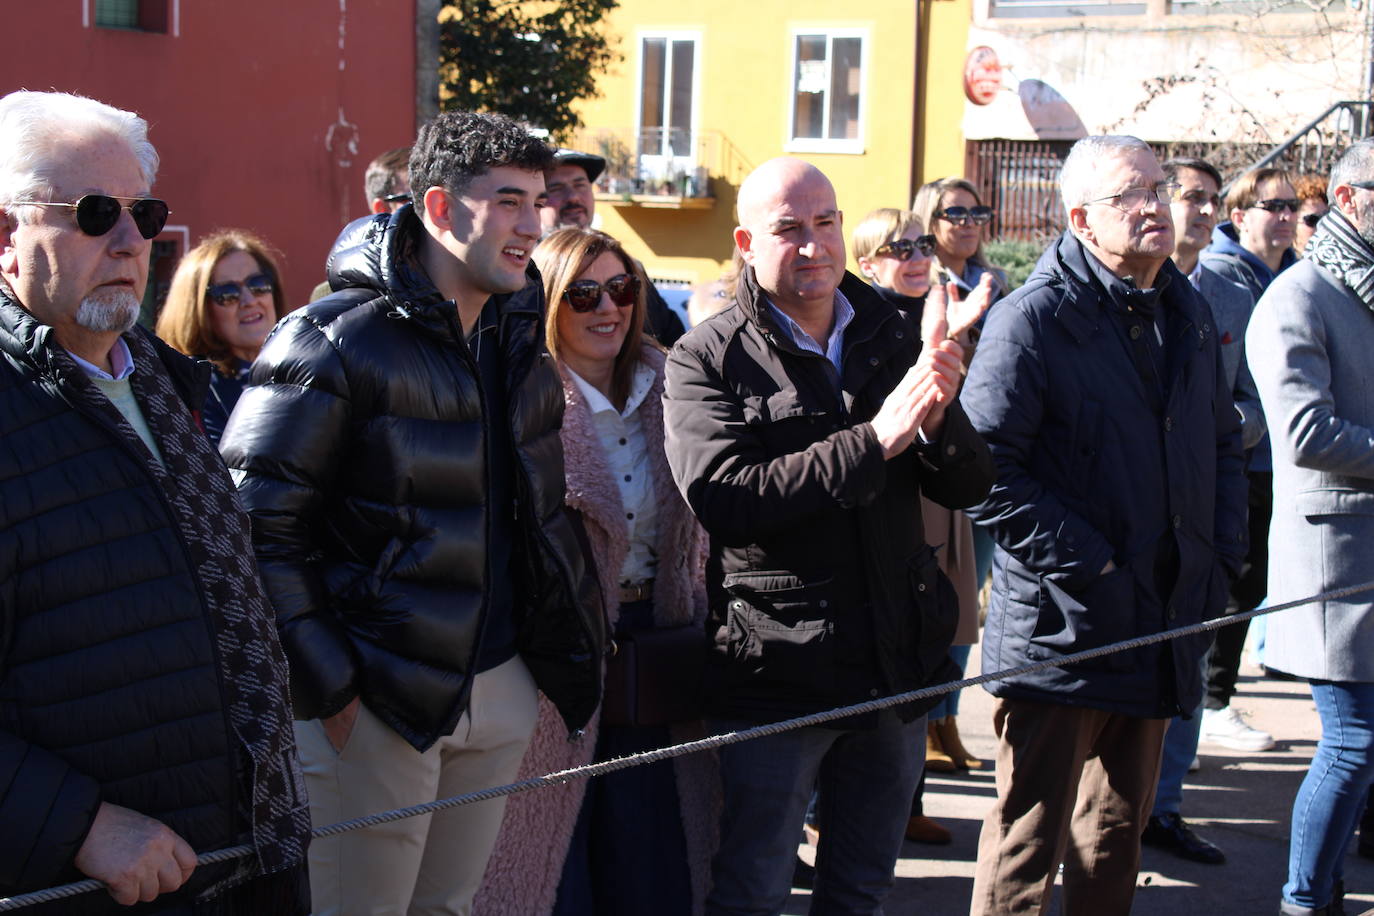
[937,716,984,770]
[905,814,953,845]
[925,720,956,773]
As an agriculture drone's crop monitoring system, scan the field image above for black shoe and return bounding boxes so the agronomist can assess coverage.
[791,855,815,889]
[1141,813,1226,865]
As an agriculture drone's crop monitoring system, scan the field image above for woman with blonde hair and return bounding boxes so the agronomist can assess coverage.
[913,177,1009,303]
[476,228,716,916]
[853,207,992,845]
[156,229,285,442]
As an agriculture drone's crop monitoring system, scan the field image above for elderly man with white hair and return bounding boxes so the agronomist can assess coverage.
[0,90,310,914]
[960,135,1248,916]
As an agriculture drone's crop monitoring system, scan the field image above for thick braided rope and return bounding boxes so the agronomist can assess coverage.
[3,580,1368,912]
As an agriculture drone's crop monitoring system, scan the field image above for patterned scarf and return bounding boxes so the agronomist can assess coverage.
[55,329,310,888]
[1304,208,1374,310]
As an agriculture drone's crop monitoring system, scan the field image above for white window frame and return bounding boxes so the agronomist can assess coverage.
[633,30,703,183]
[785,27,869,156]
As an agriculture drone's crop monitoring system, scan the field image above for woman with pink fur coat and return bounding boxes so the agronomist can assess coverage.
[475,229,717,916]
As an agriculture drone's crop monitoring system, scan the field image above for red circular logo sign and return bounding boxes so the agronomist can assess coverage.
[964,46,1003,106]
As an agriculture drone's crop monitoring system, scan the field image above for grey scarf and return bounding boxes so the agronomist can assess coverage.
[1304,208,1374,310]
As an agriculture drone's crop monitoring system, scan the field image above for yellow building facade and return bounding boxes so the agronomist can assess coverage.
[570,0,973,288]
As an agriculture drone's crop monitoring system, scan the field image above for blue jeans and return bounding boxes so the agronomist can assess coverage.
[1283,680,1374,909]
[929,643,971,720]
[705,711,925,916]
[1151,705,1202,816]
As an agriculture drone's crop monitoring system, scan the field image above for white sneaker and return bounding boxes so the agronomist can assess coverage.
[1200,706,1275,752]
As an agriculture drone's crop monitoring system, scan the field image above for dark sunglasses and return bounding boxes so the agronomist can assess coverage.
[1251,198,1300,214]
[563,273,640,312]
[934,205,994,227]
[15,194,170,239]
[383,192,412,204]
[875,235,937,261]
[207,273,275,308]
[1301,212,1325,228]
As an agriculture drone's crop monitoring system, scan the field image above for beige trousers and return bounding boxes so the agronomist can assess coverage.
[970,696,1169,916]
[295,655,540,916]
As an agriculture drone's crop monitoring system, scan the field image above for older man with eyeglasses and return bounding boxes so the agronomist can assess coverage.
[961,135,1248,916]
[0,89,311,913]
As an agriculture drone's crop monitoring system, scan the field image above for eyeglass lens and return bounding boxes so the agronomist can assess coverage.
[564,274,640,312]
[878,236,937,261]
[208,273,274,307]
[75,195,170,239]
[1114,185,1179,209]
[1180,190,1222,210]
[1254,198,1300,213]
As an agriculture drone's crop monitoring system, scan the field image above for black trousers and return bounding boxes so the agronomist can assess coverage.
[1204,470,1272,710]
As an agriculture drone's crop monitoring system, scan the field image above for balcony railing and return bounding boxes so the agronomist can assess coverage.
[564,127,755,208]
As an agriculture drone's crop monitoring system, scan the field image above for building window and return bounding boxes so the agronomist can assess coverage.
[95,0,169,33]
[637,33,700,193]
[787,31,866,155]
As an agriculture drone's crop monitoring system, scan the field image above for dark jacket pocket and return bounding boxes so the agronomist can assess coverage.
[1032,564,1136,672]
[721,570,835,692]
[907,544,960,684]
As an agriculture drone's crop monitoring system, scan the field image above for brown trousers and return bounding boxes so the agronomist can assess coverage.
[970,697,1169,916]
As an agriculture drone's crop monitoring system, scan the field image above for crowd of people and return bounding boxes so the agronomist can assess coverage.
[2,85,1374,916]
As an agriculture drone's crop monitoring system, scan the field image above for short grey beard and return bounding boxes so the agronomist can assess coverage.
[76,288,142,334]
[1356,194,1374,250]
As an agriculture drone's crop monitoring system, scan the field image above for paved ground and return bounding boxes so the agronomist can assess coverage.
[786,636,1374,915]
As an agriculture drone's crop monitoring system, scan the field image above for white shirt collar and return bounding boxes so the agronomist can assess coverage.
[568,360,656,419]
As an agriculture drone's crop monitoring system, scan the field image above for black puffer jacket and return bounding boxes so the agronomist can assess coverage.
[220,208,603,751]
[663,268,995,723]
[0,299,243,906]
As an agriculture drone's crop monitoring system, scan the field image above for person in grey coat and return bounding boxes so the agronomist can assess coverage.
[1247,138,1374,916]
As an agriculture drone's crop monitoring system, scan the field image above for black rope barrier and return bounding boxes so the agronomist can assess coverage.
[3,579,1370,911]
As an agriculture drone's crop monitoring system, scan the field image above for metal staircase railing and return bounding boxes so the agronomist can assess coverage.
[1245,100,1374,179]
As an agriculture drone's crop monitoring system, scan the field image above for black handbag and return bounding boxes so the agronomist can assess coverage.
[600,624,707,727]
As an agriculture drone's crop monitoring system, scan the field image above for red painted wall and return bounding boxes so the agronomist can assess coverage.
[1,0,418,309]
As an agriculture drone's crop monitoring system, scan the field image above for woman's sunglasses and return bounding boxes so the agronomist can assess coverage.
[875,235,937,261]
[207,273,275,308]
[15,194,170,239]
[563,273,640,312]
[1301,212,1325,228]
[934,205,994,227]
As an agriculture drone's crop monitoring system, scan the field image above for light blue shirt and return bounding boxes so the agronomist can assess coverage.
[68,336,135,380]
[764,288,855,377]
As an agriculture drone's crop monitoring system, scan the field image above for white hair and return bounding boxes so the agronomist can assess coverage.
[1330,138,1374,204]
[1058,135,1153,217]
[0,91,159,222]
